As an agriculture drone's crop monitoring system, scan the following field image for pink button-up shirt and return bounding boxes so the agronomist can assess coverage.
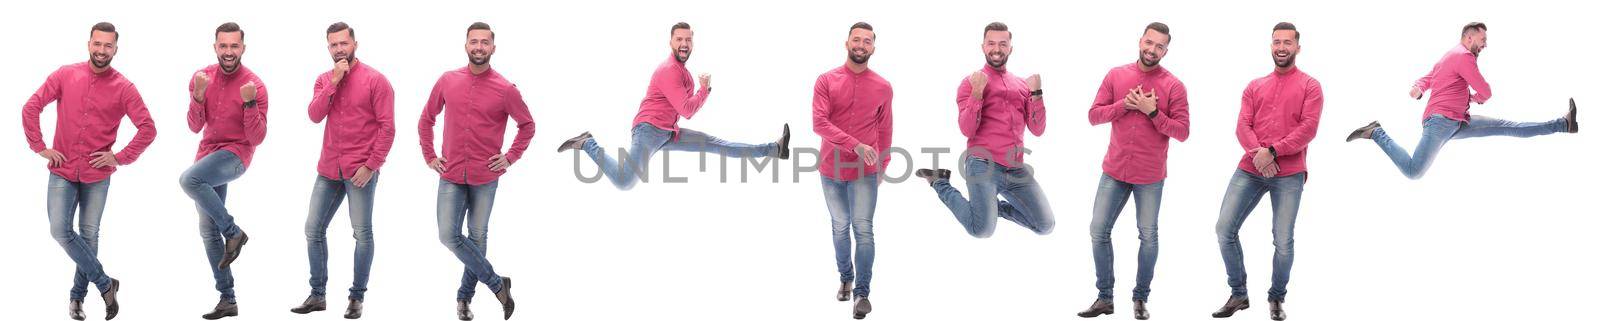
[419,66,537,186]
[956,65,1046,168]
[1088,63,1190,185]
[308,60,395,180]
[188,64,268,168]
[632,54,709,133]
[813,65,893,181]
[1236,67,1323,177]
[22,62,157,183]
[1415,44,1490,123]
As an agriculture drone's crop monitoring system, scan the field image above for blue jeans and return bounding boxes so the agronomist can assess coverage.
[436,179,504,301]
[303,172,379,300]
[1373,114,1568,179]
[48,174,114,301]
[581,123,780,190]
[1215,169,1304,302]
[1088,174,1163,302]
[179,150,246,302]
[929,156,1056,238]
[821,173,879,298]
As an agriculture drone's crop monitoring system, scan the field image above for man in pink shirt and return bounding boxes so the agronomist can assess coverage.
[288,22,395,320]
[22,22,147,321]
[178,22,267,321]
[914,22,1055,239]
[1346,22,1578,179]
[1212,23,1323,321]
[556,22,790,189]
[1079,22,1190,320]
[418,22,527,321]
[812,22,891,320]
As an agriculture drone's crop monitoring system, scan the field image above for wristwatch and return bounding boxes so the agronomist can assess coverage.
[242,100,257,109]
[1030,89,1043,97]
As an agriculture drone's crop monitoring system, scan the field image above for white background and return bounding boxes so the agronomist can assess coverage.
[2,0,1595,320]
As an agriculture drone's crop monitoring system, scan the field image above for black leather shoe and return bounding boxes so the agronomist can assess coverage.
[851,297,872,319]
[556,132,592,153]
[494,277,514,320]
[1133,300,1149,320]
[201,300,239,320]
[457,300,475,321]
[914,169,951,185]
[101,278,120,320]
[1346,121,1380,142]
[1211,296,1249,318]
[1076,298,1113,318]
[343,299,363,319]
[1269,300,1286,321]
[1568,98,1579,133]
[777,124,792,159]
[290,295,326,314]
[836,282,851,301]
[219,232,248,270]
[69,299,86,321]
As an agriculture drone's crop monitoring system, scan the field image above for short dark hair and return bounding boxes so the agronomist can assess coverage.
[215,22,243,41]
[1273,22,1299,40]
[1461,22,1487,37]
[91,22,118,41]
[984,22,1010,38]
[467,22,494,40]
[850,22,874,39]
[326,22,354,39]
[671,22,691,35]
[1144,22,1170,42]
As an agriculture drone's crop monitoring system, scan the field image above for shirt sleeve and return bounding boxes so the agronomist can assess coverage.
[811,75,861,152]
[417,76,447,163]
[362,77,396,172]
[1088,71,1128,125]
[114,84,158,165]
[503,84,537,164]
[1236,84,1264,152]
[22,68,65,153]
[243,78,269,146]
[1151,80,1191,142]
[956,75,984,138]
[1270,79,1324,156]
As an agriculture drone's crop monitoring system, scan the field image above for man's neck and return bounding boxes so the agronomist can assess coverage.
[470,63,490,75]
[846,61,868,74]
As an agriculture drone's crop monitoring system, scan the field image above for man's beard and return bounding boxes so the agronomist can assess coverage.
[674,46,691,63]
[218,54,240,73]
[1274,51,1296,68]
[90,53,112,69]
[470,51,491,66]
[333,52,355,64]
[986,51,1008,69]
[1139,51,1160,68]
[849,48,871,64]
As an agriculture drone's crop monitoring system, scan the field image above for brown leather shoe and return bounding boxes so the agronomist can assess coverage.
[201,300,239,320]
[289,295,326,314]
[836,282,851,301]
[68,299,86,321]
[556,132,592,153]
[1270,300,1286,321]
[219,232,248,270]
[101,278,120,320]
[1133,300,1149,320]
[457,300,475,320]
[852,297,872,319]
[343,299,363,319]
[1346,121,1380,142]
[494,277,514,320]
[1076,298,1113,318]
[1211,296,1249,318]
